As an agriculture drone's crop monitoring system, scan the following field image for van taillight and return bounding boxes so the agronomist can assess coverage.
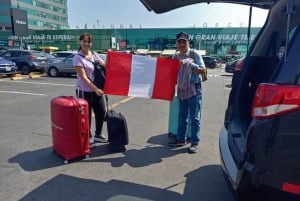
[282,182,300,195]
[252,83,300,119]
[28,55,37,60]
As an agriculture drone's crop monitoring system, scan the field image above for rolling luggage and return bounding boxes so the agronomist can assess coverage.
[50,96,90,163]
[104,96,129,153]
[168,95,191,139]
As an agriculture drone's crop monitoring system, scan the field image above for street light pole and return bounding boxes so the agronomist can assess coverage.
[196,33,201,50]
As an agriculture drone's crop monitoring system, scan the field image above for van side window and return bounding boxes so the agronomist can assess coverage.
[276,26,300,84]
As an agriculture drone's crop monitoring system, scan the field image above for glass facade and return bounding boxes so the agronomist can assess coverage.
[0,27,261,58]
[0,0,68,30]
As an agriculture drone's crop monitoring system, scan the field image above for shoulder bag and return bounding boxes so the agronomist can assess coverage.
[78,52,106,89]
[190,49,208,82]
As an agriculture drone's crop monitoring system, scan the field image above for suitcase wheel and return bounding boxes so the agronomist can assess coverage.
[64,160,69,164]
[85,155,90,159]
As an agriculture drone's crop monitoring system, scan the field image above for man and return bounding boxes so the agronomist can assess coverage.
[169,32,206,153]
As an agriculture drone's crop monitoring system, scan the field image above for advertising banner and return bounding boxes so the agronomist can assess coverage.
[10,8,28,36]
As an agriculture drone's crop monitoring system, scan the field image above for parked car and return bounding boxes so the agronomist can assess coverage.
[0,57,18,75]
[45,54,75,77]
[0,47,8,54]
[42,52,58,63]
[98,53,106,61]
[202,56,217,68]
[229,56,245,88]
[51,50,77,58]
[42,52,56,60]
[225,57,244,73]
[45,53,107,77]
[225,59,238,73]
[141,0,300,201]
[0,50,48,74]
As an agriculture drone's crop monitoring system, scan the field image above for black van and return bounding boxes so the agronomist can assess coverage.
[140,0,300,200]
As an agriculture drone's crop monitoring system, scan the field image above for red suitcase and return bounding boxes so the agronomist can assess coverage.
[50,96,90,163]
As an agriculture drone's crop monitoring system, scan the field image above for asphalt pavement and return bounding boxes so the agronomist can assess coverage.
[0,66,236,201]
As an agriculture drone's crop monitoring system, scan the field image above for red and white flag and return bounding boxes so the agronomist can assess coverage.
[104,51,180,101]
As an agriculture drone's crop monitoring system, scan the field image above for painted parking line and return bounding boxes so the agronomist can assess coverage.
[109,96,135,109]
[92,96,135,117]
[207,73,222,78]
[2,80,135,105]
[0,90,46,96]
[1,80,74,87]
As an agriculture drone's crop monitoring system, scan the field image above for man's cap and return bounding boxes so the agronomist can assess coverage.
[176,32,189,41]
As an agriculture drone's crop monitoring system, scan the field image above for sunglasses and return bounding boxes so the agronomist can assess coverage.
[81,40,92,43]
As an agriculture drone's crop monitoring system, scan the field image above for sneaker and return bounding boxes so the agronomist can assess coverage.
[94,134,107,143]
[188,144,198,153]
[89,136,94,144]
[168,140,187,147]
[89,137,96,149]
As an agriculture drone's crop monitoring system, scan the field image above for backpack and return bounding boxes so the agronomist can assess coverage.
[189,49,208,82]
[78,52,106,89]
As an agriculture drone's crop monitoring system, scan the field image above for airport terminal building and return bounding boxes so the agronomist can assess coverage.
[0,0,260,58]
[0,26,260,58]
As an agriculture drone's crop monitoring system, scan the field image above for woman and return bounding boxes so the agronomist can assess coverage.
[73,33,107,144]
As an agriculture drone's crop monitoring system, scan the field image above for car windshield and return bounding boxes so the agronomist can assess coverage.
[43,53,56,59]
[99,54,107,61]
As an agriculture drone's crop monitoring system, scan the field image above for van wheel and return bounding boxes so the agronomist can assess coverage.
[21,64,30,75]
[48,67,59,77]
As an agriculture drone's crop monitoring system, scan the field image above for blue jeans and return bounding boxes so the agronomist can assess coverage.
[177,83,202,145]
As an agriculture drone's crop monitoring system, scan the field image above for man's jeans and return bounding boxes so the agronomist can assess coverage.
[177,84,202,145]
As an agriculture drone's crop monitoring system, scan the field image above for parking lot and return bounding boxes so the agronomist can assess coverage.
[0,68,236,201]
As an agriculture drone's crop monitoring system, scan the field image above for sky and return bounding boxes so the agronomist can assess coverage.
[67,0,269,29]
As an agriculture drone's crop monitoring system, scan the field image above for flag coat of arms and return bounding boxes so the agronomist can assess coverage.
[104,51,180,101]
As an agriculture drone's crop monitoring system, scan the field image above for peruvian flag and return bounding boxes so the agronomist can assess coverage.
[104,51,180,101]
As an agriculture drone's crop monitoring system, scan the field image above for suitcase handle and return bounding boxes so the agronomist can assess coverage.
[75,86,84,99]
[105,95,109,112]
[105,95,109,113]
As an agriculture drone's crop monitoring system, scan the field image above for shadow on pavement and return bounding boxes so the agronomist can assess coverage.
[87,145,187,168]
[19,165,232,201]
[19,174,182,201]
[8,147,63,171]
[83,133,187,167]
[8,133,183,170]
[183,165,234,201]
[221,74,233,77]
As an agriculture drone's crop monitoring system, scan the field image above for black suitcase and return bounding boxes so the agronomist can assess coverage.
[105,96,129,152]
